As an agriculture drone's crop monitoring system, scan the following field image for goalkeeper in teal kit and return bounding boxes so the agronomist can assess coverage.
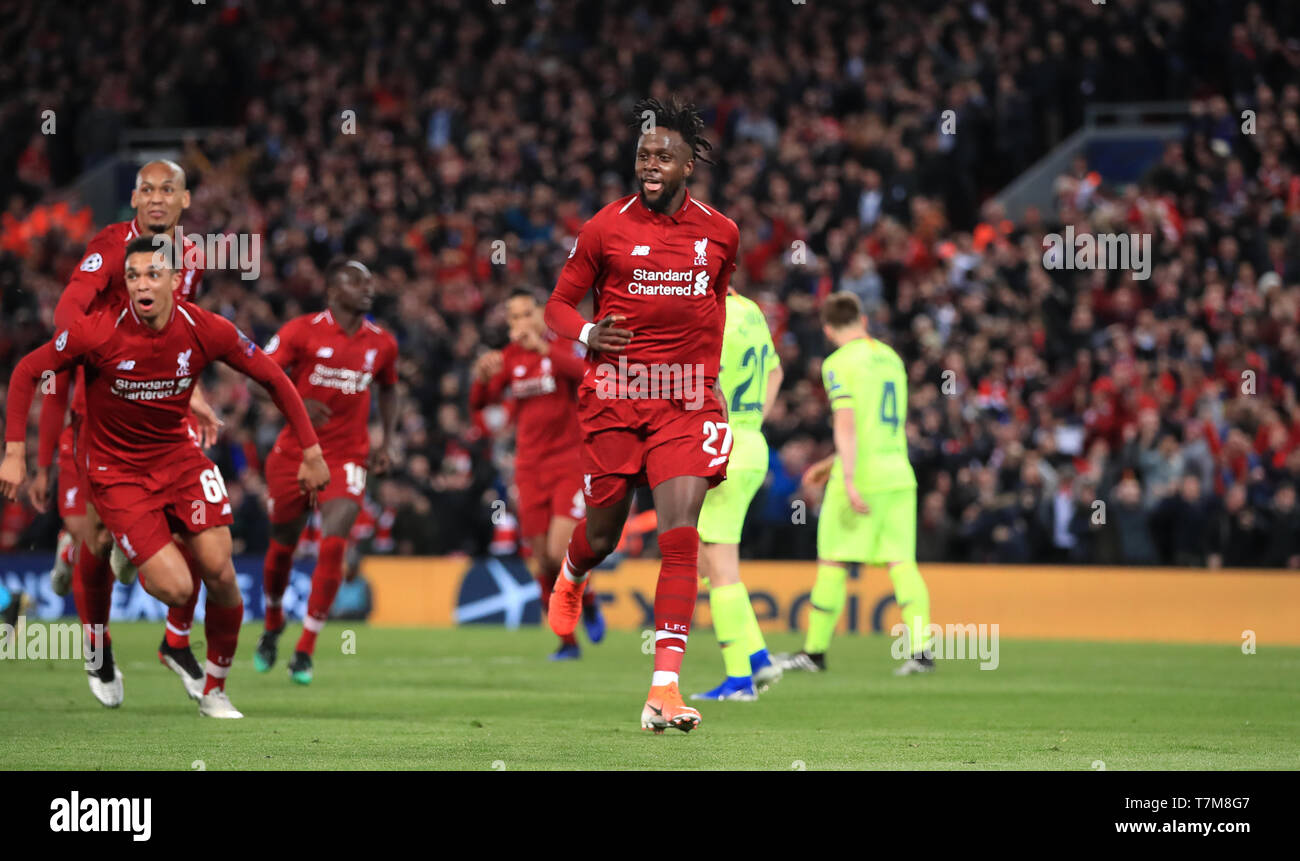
[691,288,785,701]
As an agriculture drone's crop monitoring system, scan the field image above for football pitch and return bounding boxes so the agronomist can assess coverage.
[2,623,1297,771]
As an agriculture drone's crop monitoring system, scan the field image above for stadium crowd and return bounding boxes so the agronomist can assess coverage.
[2,0,1299,567]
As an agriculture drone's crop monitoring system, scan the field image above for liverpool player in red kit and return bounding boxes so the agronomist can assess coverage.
[254,260,399,684]
[470,289,606,660]
[544,98,740,732]
[25,160,220,706]
[1,238,329,718]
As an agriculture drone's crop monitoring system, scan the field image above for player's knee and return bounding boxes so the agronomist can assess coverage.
[87,530,113,559]
[586,530,618,560]
[154,577,193,608]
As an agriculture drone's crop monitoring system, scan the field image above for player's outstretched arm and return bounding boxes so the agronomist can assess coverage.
[236,352,329,493]
[1,337,85,501]
[34,370,68,474]
[223,349,320,450]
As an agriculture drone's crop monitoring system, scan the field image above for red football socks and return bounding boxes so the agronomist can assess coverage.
[296,536,345,656]
[72,540,112,651]
[203,599,243,694]
[262,538,295,632]
[164,542,201,649]
[652,526,699,678]
[560,519,603,583]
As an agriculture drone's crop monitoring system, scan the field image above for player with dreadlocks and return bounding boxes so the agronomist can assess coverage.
[544,96,740,733]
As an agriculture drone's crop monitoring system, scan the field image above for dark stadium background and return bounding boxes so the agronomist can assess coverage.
[2,0,1299,570]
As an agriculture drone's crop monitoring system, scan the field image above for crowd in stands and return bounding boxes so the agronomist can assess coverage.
[2,0,1299,567]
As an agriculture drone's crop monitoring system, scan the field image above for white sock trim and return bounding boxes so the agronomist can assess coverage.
[654,630,687,643]
[561,556,589,584]
[204,660,230,679]
[165,620,190,637]
[302,614,325,633]
[651,671,679,686]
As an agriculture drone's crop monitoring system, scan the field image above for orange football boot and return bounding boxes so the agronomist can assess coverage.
[548,573,585,637]
[641,682,701,733]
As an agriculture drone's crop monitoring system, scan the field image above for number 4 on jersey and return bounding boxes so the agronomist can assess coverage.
[880,380,899,433]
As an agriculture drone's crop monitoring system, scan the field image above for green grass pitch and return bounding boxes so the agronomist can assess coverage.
[2,623,1297,770]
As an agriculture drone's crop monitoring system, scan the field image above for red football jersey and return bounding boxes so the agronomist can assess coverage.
[7,302,316,473]
[36,219,205,465]
[469,332,585,470]
[546,189,739,391]
[265,310,399,462]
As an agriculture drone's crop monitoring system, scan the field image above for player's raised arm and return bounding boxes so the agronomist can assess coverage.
[467,349,508,409]
[1,321,101,500]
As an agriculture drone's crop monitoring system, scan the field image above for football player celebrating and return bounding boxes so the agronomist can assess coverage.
[2,238,329,718]
[470,288,605,660]
[544,97,740,733]
[25,160,219,706]
[253,260,399,685]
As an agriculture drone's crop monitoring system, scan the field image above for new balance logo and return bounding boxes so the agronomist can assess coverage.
[116,360,136,370]
[630,245,650,256]
[316,347,334,358]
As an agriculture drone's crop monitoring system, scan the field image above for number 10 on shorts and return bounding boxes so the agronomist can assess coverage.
[344,462,367,496]
[702,420,732,467]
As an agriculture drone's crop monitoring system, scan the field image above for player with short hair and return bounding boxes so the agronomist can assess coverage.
[1,237,330,718]
[544,97,740,733]
[690,287,784,701]
[778,292,933,675]
[254,260,399,685]
[25,160,220,706]
[469,288,605,660]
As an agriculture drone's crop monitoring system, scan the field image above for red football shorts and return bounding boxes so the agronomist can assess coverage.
[576,385,730,508]
[516,466,586,538]
[88,445,233,566]
[265,444,367,525]
[57,419,89,518]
